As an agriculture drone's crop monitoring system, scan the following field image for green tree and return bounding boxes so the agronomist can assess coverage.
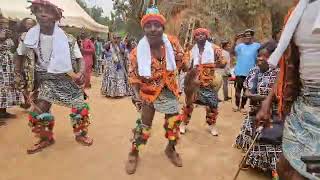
[76,0,111,27]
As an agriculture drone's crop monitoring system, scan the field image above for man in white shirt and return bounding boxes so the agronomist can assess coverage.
[15,0,93,154]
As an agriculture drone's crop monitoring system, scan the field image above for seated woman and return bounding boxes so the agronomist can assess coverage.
[234,41,282,177]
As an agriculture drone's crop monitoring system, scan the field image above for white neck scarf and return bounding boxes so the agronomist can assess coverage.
[268,0,320,66]
[137,34,176,78]
[191,40,215,67]
[24,23,72,73]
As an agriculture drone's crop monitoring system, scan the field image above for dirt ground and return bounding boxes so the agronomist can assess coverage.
[0,77,269,180]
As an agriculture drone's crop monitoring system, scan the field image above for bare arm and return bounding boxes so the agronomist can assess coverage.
[256,79,277,126]
[245,89,267,102]
[230,37,239,56]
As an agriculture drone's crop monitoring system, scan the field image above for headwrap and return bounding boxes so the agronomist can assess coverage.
[193,28,210,37]
[140,6,166,28]
[28,0,63,20]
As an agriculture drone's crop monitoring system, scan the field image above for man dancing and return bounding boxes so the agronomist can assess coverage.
[125,7,187,174]
[15,0,93,154]
[180,28,226,136]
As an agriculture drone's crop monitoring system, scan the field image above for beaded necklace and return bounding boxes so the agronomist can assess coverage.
[38,34,53,64]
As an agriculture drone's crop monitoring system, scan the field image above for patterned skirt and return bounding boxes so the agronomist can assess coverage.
[283,97,320,180]
[194,87,218,108]
[101,60,133,97]
[153,87,179,114]
[35,72,85,108]
[234,111,282,172]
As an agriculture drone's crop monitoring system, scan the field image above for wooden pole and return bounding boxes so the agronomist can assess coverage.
[233,126,263,180]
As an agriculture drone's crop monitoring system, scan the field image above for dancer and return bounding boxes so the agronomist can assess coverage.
[15,0,93,154]
[125,7,187,174]
[180,28,226,136]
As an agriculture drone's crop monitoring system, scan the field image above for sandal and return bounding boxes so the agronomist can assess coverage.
[27,139,55,154]
[75,135,93,146]
[165,148,183,167]
[125,153,139,175]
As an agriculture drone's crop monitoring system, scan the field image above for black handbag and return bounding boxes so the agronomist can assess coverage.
[250,102,284,145]
[256,113,284,145]
[258,120,284,145]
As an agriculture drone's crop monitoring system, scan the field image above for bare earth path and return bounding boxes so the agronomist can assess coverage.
[0,77,269,180]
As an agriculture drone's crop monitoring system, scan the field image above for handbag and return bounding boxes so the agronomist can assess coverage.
[255,113,284,145]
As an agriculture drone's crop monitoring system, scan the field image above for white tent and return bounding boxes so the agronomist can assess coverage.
[0,0,109,33]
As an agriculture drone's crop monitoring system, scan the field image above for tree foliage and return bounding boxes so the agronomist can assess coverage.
[76,0,113,29]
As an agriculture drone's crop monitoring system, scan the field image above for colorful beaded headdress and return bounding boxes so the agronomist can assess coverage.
[141,6,166,28]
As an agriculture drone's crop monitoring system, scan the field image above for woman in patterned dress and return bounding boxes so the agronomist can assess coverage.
[0,17,23,122]
[234,41,281,177]
[101,34,132,97]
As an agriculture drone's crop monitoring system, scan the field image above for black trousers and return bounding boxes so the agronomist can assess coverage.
[234,76,247,108]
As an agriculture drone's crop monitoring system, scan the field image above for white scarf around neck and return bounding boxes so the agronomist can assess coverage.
[137,34,176,77]
[24,23,73,73]
[268,0,320,66]
[191,40,215,67]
